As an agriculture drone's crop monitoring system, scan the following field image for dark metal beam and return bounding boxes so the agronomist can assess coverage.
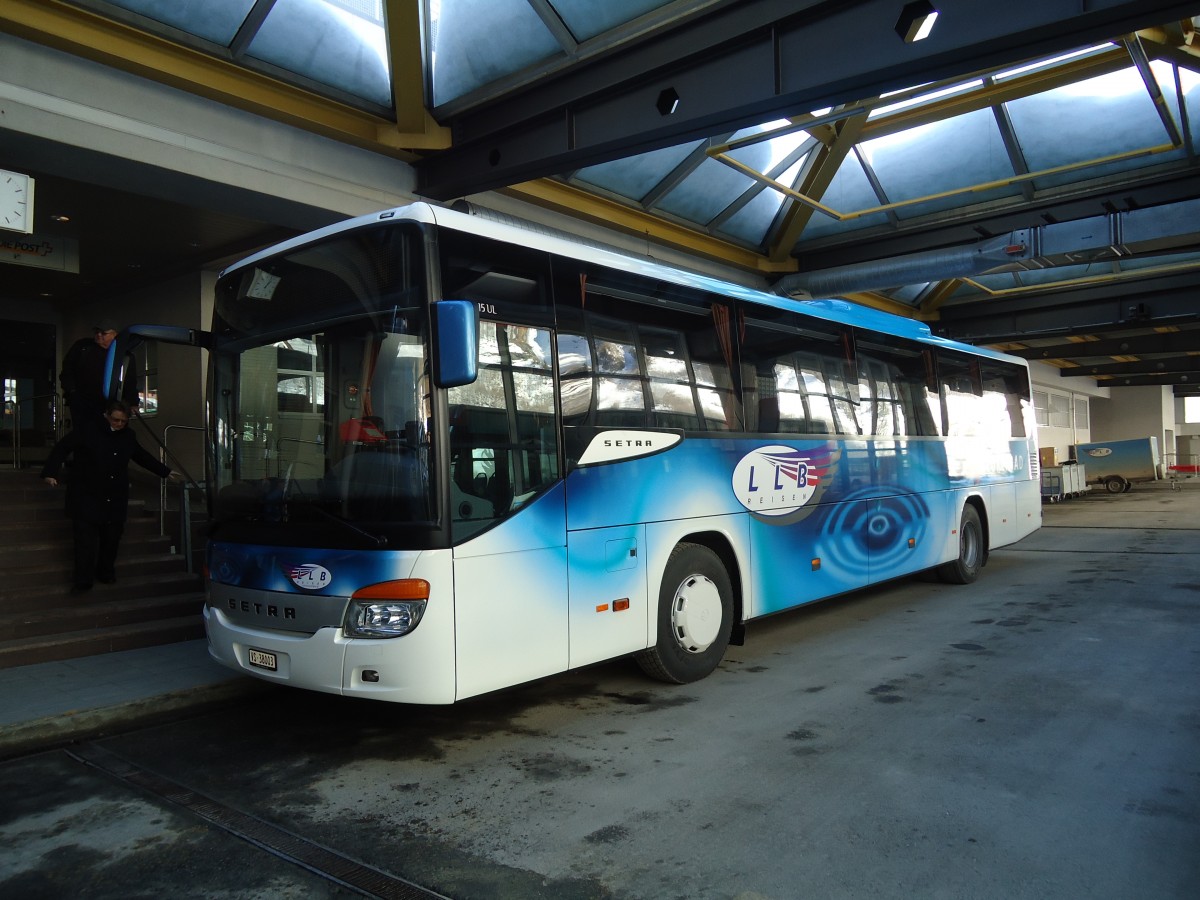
[1096,372,1200,387]
[1064,355,1200,377]
[1005,328,1200,361]
[415,0,1199,199]
[934,276,1200,343]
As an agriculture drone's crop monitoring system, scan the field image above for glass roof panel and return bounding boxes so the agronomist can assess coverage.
[573,140,704,200]
[1156,60,1200,152]
[102,0,257,45]
[994,44,1115,81]
[655,155,754,223]
[1006,67,1180,190]
[717,154,809,246]
[798,156,891,241]
[429,0,562,106]
[726,122,810,171]
[655,123,805,224]
[859,110,1019,219]
[551,0,675,42]
[870,78,984,119]
[883,283,929,304]
[247,0,392,107]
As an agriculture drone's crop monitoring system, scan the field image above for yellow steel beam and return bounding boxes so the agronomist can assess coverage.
[957,258,1200,298]
[857,46,1133,141]
[836,291,922,319]
[385,0,448,142]
[0,0,449,155]
[505,179,797,275]
[767,110,868,264]
[714,140,1179,224]
[706,45,1155,226]
[916,279,964,319]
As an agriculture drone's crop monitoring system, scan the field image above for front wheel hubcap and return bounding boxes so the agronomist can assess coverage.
[671,574,722,653]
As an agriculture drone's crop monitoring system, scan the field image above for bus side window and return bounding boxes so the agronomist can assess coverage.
[981,363,1028,439]
[940,350,1027,441]
[856,333,938,437]
[557,332,594,425]
[739,318,847,436]
[552,259,739,432]
[448,321,559,541]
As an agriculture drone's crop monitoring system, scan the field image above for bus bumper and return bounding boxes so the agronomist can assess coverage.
[203,604,457,705]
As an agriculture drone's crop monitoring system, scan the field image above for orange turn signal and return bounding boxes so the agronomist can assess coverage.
[351,579,430,601]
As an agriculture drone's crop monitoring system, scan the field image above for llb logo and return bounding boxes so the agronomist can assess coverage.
[289,564,331,590]
[731,445,835,518]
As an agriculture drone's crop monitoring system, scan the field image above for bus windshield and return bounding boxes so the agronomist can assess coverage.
[209,225,435,544]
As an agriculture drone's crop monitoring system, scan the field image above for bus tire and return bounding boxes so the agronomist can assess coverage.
[936,505,984,585]
[636,542,733,684]
[1104,476,1126,494]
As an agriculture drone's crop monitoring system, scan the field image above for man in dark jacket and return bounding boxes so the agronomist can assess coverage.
[59,319,139,428]
[41,400,174,592]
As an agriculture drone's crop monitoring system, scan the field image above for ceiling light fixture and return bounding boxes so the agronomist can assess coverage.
[895,1,938,43]
[50,213,70,222]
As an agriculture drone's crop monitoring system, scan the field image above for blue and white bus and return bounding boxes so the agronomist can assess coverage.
[200,202,1040,703]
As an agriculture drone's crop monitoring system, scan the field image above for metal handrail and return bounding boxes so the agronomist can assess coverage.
[275,436,324,477]
[159,424,205,535]
[9,392,61,469]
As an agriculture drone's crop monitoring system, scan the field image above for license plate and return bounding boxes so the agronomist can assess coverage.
[248,648,278,671]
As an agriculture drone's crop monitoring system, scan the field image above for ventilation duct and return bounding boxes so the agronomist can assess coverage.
[773,232,1034,298]
[773,197,1200,299]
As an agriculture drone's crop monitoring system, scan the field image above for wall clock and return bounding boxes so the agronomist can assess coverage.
[0,168,35,234]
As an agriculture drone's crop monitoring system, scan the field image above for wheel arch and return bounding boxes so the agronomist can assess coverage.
[963,493,990,565]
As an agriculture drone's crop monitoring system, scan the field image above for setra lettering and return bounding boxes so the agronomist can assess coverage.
[229,598,297,619]
[604,439,652,448]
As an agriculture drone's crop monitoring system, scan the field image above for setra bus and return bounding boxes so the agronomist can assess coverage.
[194,202,1040,703]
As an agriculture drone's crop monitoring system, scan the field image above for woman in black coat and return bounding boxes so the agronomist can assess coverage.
[41,400,174,592]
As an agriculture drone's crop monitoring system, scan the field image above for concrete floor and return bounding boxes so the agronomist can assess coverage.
[2,486,1198,899]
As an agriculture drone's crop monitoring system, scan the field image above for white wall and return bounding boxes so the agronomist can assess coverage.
[0,33,417,220]
[1088,384,1177,464]
[1029,363,1109,462]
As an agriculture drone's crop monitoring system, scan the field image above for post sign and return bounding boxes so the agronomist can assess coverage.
[0,233,80,273]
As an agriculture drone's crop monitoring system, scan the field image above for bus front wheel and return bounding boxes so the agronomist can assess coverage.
[937,505,984,585]
[636,543,733,684]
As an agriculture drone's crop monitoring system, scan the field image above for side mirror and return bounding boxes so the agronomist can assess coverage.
[104,324,214,401]
[432,300,479,388]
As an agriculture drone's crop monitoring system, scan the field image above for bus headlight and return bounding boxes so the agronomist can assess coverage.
[344,579,429,638]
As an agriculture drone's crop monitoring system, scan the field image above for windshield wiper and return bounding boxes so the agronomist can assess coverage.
[284,472,388,548]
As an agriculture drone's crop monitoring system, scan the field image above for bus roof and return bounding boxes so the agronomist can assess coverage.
[221,201,1024,367]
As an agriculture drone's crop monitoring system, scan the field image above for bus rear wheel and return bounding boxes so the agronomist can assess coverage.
[937,505,983,584]
[636,542,733,684]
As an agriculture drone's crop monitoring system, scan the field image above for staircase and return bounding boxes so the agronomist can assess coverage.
[0,468,205,669]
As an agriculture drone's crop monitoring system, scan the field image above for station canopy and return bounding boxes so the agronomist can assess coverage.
[19,2,1200,390]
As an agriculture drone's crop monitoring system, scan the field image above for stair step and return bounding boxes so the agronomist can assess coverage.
[0,515,164,544]
[0,469,207,665]
[0,572,203,611]
[0,534,173,561]
[0,499,156,516]
[0,616,206,669]
[0,552,188,588]
[0,592,205,640]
